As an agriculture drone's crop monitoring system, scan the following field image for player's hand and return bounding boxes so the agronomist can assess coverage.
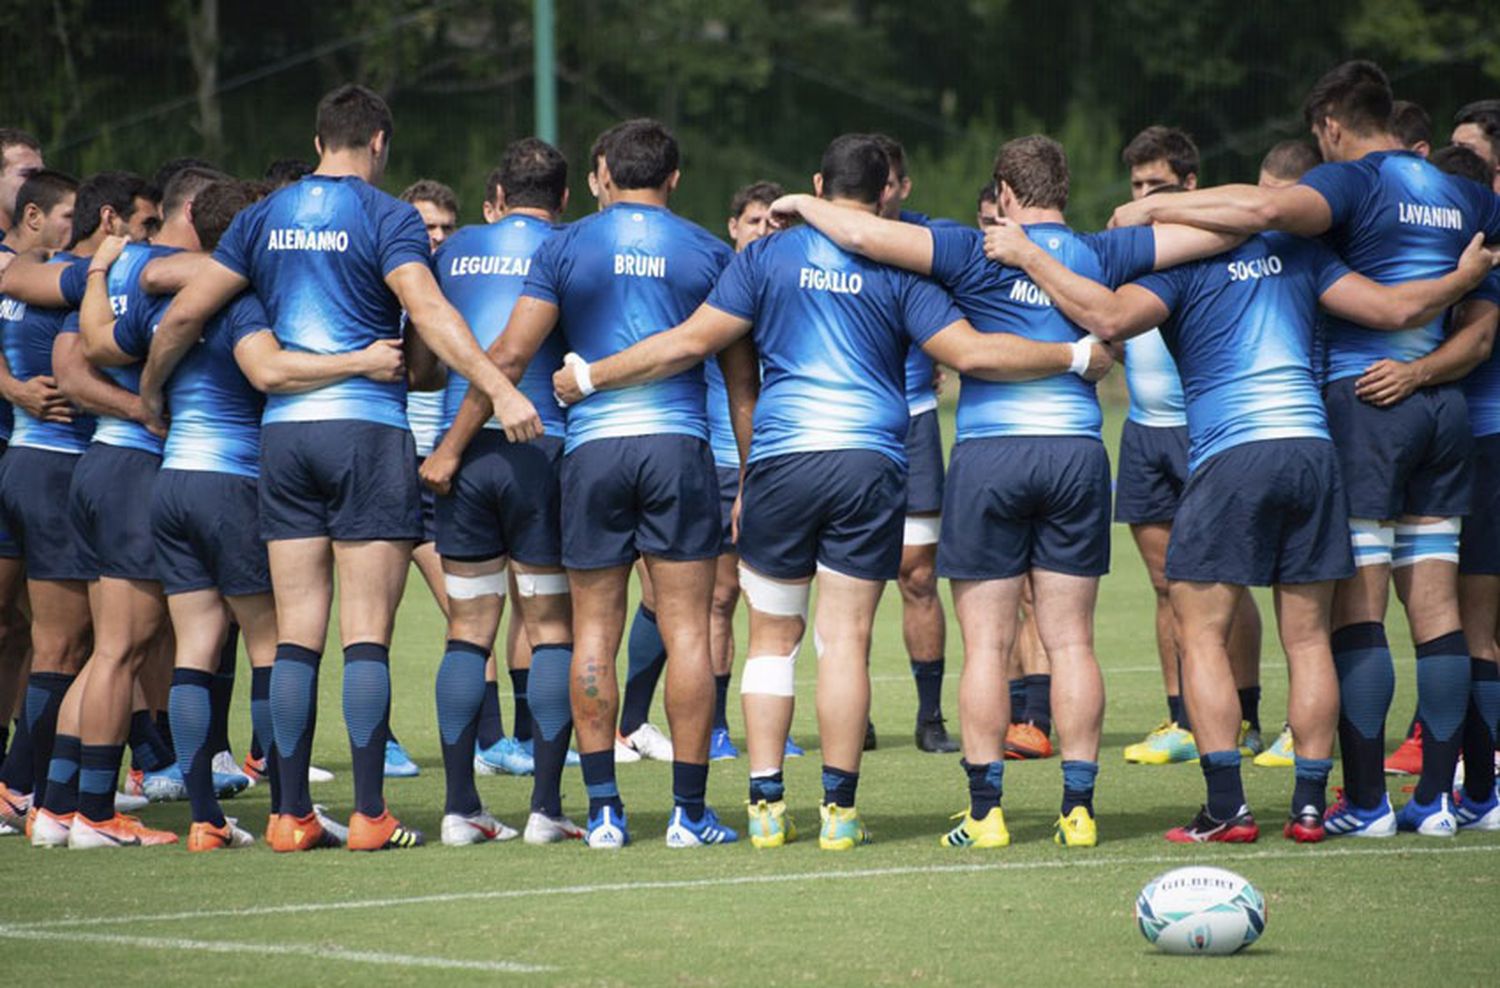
[1109,198,1154,229]
[419,445,460,496]
[982,219,1038,266]
[10,374,73,423]
[1354,358,1423,407]
[357,338,406,383]
[139,384,168,435]
[767,194,809,230]
[730,488,743,545]
[1456,232,1500,285]
[552,363,585,406]
[492,387,543,443]
[1081,341,1115,382]
[90,235,130,273]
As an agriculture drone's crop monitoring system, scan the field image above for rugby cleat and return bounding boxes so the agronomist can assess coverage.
[383,739,420,778]
[1384,723,1423,775]
[270,809,342,852]
[141,764,189,802]
[1323,791,1397,838]
[621,723,674,762]
[523,811,585,845]
[308,764,335,784]
[115,792,149,814]
[0,782,31,830]
[1253,724,1296,768]
[525,738,581,767]
[187,817,255,852]
[1165,804,1260,844]
[313,804,350,843]
[584,805,630,849]
[0,818,15,837]
[1395,793,1456,837]
[746,798,798,848]
[611,734,643,764]
[1054,806,1098,848]
[29,808,73,848]
[941,807,1009,849]
[68,813,179,849]
[665,805,738,847]
[818,803,871,851]
[440,808,518,846]
[916,716,960,754]
[1238,722,1264,757]
[784,735,805,758]
[474,736,534,776]
[1283,806,1326,843]
[1124,721,1197,764]
[241,753,267,783]
[1004,722,1053,760]
[123,769,145,798]
[212,751,252,796]
[347,809,425,851]
[709,727,739,761]
[1453,788,1500,831]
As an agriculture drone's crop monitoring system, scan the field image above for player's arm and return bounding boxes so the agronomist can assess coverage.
[920,318,1114,382]
[719,333,760,541]
[404,328,446,393]
[77,236,134,366]
[52,331,150,423]
[1111,184,1332,238]
[1354,298,1498,408]
[139,258,248,427]
[234,331,406,395]
[553,303,752,405]
[140,251,211,295]
[0,349,71,423]
[1147,224,1245,270]
[768,194,934,274]
[1319,233,1500,331]
[0,250,69,307]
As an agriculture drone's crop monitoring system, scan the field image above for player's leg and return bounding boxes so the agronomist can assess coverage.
[899,536,954,753]
[1457,573,1500,829]
[1274,580,1339,841]
[618,558,670,759]
[511,563,579,844]
[948,576,1023,847]
[569,562,632,844]
[708,548,741,759]
[224,591,284,842]
[1228,591,1264,753]
[1330,546,1396,814]
[474,571,530,776]
[31,662,90,847]
[737,564,807,847]
[0,555,29,795]
[1005,577,1054,760]
[1124,521,1197,764]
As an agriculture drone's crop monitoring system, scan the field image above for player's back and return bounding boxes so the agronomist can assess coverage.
[1124,330,1186,428]
[2,253,95,452]
[1463,272,1500,438]
[96,241,178,453]
[161,291,267,478]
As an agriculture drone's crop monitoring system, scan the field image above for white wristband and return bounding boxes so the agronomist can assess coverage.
[564,352,595,397]
[1068,338,1094,377]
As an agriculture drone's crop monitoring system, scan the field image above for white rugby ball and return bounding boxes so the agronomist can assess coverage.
[1135,866,1266,955]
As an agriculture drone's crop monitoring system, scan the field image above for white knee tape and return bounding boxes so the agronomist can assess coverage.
[445,568,509,600]
[1392,518,1461,568]
[740,652,797,697]
[903,514,941,546]
[515,571,569,597]
[1349,518,1394,568]
[738,564,810,618]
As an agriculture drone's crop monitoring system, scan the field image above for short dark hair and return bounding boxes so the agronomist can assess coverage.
[729,181,783,219]
[603,119,680,191]
[400,179,458,215]
[588,122,626,172]
[487,138,568,212]
[315,84,394,153]
[71,170,151,246]
[0,129,41,163]
[191,180,268,251]
[161,165,229,219]
[1302,60,1392,135]
[14,169,77,222]
[1122,125,1200,182]
[993,135,1069,211]
[264,158,313,187]
[1259,140,1322,181]
[817,134,890,204]
[151,157,217,197]
[1454,100,1500,163]
[870,134,907,181]
[977,181,998,208]
[1389,100,1431,150]
[1429,145,1492,188]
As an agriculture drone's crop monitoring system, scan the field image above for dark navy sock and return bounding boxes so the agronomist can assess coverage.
[1332,622,1395,811]
[822,765,859,808]
[169,668,224,827]
[911,658,944,721]
[249,665,280,812]
[1200,749,1245,821]
[20,671,74,795]
[270,644,321,818]
[1413,631,1470,804]
[1464,658,1500,803]
[476,678,504,750]
[749,770,784,804]
[0,720,7,760]
[0,714,34,791]
[1237,685,1262,733]
[1292,756,1332,818]
[962,758,1003,817]
[1023,674,1052,734]
[509,667,533,743]
[620,604,666,737]
[672,760,709,821]
[434,639,486,816]
[528,643,573,817]
[343,642,391,819]
[712,673,731,731]
[155,710,174,761]
[41,733,81,815]
[1060,759,1098,815]
[128,708,174,773]
[1166,693,1186,727]
[1008,680,1026,724]
[580,748,622,816]
[78,742,124,824]
[208,623,239,756]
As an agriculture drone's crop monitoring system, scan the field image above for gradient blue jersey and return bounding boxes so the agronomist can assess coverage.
[1124,330,1187,427]
[1463,271,1500,437]
[0,243,12,442]
[704,356,739,467]
[159,292,268,477]
[1,252,94,453]
[899,211,950,416]
[213,174,430,428]
[405,390,444,456]
[706,225,960,466]
[1133,232,1349,471]
[102,242,181,454]
[434,214,565,440]
[1300,150,1500,383]
[522,202,731,453]
[930,223,1155,442]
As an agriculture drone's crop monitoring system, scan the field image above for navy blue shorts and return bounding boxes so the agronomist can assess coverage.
[415,456,438,545]
[560,435,721,570]
[937,436,1112,580]
[0,447,91,581]
[69,443,162,582]
[739,449,905,581]
[1167,439,1354,586]
[1324,378,1472,520]
[904,410,945,516]
[436,433,563,566]
[0,441,17,560]
[259,421,422,542]
[152,469,271,597]
[716,466,739,554]
[1460,433,1500,575]
[1114,420,1189,524]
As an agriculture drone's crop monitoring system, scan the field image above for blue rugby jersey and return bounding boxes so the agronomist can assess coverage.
[1462,270,1500,438]
[2,252,94,453]
[405,390,444,456]
[1299,150,1500,383]
[101,241,181,454]
[213,174,430,429]
[157,292,269,477]
[1133,232,1349,471]
[522,202,731,453]
[929,223,1155,442]
[898,211,950,416]
[703,355,739,468]
[433,214,565,440]
[0,242,13,443]
[706,225,960,467]
[1124,329,1187,428]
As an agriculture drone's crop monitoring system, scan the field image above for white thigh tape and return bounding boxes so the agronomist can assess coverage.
[1392,518,1461,568]
[1349,518,1394,568]
[445,569,509,600]
[739,652,797,697]
[738,564,810,618]
[515,571,570,597]
[903,514,941,546]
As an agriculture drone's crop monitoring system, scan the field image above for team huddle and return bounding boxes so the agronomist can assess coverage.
[0,57,1497,855]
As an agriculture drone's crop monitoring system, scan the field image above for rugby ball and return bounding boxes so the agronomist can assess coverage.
[1135,866,1266,955]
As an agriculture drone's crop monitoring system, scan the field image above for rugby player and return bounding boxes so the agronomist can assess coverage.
[0,130,44,235]
[1391,100,1433,157]
[977,182,1000,228]
[1450,100,1500,193]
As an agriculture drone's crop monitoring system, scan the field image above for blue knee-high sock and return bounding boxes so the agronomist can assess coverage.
[1237,685,1262,733]
[1008,679,1027,725]
[1167,693,1190,731]
[475,678,504,750]
[13,672,72,795]
[713,673,731,731]
[1061,759,1098,815]
[1023,674,1052,734]
[208,623,238,756]
[249,666,281,813]
[580,749,622,816]
[911,659,944,722]
[128,708,174,773]
[1200,749,1245,821]
[42,734,81,815]
[0,714,29,792]
[169,668,223,827]
[1413,631,1471,804]
[1462,658,1500,803]
[528,643,574,817]
[78,742,125,824]
[1332,622,1395,811]
[343,642,391,819]
[963,758,1004,817]
[673,760,709,822]
[1292,756,1333,817]
[435,640,486,816]
[509,667,533,743]
[620,604,666,736]
[270,644,321,818]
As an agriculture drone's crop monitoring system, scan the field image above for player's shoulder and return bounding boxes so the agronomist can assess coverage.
[667,210,734,258]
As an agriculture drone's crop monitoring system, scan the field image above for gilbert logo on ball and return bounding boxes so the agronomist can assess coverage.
[1135,866,1266,955]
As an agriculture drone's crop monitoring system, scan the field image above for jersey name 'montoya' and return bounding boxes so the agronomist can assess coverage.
[448,254,532,277]
[266,228,351,252]
[1397,201,1463,231]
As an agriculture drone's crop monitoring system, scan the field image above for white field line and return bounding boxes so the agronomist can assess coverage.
[9,842,1493,933]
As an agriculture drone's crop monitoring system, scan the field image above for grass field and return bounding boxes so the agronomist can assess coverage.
[2,403,1497,986]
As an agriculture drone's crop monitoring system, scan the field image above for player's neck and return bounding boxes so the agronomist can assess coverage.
[610,188,670,208]
[1335,132,1403,161]
[502,206,554,222]
[69,231,106,258]
[153,216,197,251]
[1007,205,1067,226]
[3,225,41,254]
[314,149,378,183]
[827,196,878,214]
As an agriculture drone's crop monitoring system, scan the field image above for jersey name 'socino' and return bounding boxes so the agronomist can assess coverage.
[265,228,351,252]
[1227,255,1283,282]
[448,254,532,278]
[798,267,863,294]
